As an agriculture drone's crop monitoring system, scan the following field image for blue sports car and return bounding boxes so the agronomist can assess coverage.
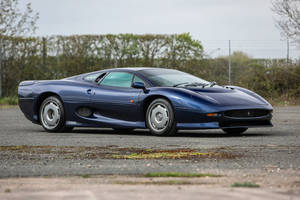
[18,67,273,136]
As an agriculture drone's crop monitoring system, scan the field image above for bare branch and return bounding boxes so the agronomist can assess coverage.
[0,0,39,37]
[272,0,300,44]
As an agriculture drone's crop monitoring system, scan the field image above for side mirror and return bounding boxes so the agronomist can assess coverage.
[132,82,146,91]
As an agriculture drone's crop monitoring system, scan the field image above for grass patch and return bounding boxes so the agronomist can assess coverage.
[81,175,91,178]
[114,180,194,185]
[0,96,18,105]
[112,148,237,160]
[145,172,221,178]
[231,182,260,188]
[64,155,74,159]
[12,145,24,150]
[113,151,211,159]
[0,145,237,161]
[0,105,18,109]
[4,188,11,193]
[269,96,300,106]
[0,145,24,151]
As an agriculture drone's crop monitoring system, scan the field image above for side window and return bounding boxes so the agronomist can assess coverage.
[133,75,149,87]
[133,75,145,84]
[84,73,102,82]
[100,72,133,88]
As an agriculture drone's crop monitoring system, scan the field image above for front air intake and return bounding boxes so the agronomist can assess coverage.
[219,120,272,127]
[224,109,270,118]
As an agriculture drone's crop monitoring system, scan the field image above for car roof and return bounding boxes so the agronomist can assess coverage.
[89,67,168,75]
[65,67,170,81]
[105,67,163,72]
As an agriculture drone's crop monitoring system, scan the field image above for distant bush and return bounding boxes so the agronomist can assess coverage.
[0,33,203,96]
[205,52,300,102]
[0,34,299,103]
[231,182,260,188]
[0,96,18,105]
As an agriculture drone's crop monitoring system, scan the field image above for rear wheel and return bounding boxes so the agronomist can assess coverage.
[146,98,177,136]
[222,128,248,135]
[39,96,68,132]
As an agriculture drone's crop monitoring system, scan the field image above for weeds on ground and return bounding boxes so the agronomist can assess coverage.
[114,180,193,185]
[81,175,91,178]
[145,172,221,178]
[231,182,260,188]
[112,151,216,159]
[4,188,11,193]
[0,97,18,105]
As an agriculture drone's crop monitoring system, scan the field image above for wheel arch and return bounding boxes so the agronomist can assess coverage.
[35,92,63,121]
[143,94,178,135]
[142,95,175,120]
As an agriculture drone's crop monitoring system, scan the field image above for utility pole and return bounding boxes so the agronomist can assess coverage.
[42,37,47,69]
[286,39,290,98]
[228,40,231,85]
[287,39,289,66]
[0,39,2,98]
[56,40,60,67]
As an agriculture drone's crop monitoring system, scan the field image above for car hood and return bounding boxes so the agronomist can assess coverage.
[185,86,267,106]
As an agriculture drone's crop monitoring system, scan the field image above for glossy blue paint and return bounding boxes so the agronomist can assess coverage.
[18,67,273,130]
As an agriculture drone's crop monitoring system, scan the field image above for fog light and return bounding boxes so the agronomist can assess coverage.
[207,113,218,117]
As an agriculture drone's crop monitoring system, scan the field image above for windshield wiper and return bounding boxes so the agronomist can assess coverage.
[173,82,189,87]
[209,81,217,87]
[173,82,208,88]
[185,82,209,87]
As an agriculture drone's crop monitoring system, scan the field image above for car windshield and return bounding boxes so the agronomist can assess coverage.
[139,69,210,87]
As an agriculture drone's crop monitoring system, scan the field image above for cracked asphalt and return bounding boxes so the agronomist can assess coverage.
[0,106,300,177]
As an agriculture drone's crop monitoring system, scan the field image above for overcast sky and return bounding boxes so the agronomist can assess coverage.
[20,0,299,58]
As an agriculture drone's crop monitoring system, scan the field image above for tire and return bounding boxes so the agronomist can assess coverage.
[146,98,177,136]
[222,128,248,135]
[39,96,68,132]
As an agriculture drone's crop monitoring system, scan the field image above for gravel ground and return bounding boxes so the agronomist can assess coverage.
[0,106,300,199]
[0,107,300,177]
[0,175,300,200]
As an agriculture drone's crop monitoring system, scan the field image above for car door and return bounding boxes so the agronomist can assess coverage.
[91,71,142,122]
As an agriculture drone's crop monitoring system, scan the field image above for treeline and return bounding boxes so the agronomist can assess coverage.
[0,33,203,96]
[203,52,300,102]
[0,34,299,102]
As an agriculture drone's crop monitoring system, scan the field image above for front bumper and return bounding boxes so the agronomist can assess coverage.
[176,109,273,129]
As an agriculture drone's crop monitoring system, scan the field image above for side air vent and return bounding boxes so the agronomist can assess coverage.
[77,107,92,117]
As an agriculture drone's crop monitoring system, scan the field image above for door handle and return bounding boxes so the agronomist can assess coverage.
[87,89,92,94]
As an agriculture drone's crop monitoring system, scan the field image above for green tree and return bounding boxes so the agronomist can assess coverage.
[0,0,39,97]
[164,33,203,68]
[0,0,39,36]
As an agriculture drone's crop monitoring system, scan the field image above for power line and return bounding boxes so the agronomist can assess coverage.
[201,39,299,59]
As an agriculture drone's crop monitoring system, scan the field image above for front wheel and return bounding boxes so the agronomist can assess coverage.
[146,98,177,136]
[39,96,68,132]
[222,128,248,135]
